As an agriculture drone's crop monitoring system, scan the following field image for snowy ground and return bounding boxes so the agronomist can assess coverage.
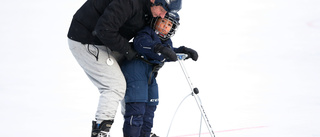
[1,0,320,137]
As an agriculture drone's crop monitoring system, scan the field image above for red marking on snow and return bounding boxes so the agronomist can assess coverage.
[171,126,267,137]
[307,19,320,28]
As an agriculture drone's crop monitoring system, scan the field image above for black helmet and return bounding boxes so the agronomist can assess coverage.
[153,0,182,12]
[154,0,169,11]
[151,12,180,41]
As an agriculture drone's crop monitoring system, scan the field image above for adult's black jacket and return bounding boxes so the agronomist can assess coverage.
[67,0,152,54]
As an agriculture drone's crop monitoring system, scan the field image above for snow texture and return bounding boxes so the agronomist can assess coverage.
[1,0,320,137]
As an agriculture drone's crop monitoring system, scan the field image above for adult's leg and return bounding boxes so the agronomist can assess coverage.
[68,39,126,121]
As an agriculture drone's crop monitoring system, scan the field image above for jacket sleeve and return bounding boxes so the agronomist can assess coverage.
[94,0,133,54]
[133,27,166,61]
[134,27,161,52]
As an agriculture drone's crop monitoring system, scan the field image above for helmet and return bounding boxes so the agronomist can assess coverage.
[153,0,182,12]
[151,0,182,40]
[154,0,169,11]
[151,12,180,40]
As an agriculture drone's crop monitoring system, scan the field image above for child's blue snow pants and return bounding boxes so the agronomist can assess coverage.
[121,59,159,137]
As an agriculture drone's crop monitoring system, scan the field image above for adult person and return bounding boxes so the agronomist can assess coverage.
[67,0,168,136]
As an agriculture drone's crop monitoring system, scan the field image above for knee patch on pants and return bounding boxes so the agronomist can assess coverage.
[124,102,146,126]
[123,102,146,137]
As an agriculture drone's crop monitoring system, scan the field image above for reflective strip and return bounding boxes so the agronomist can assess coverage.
[130,115,133,125]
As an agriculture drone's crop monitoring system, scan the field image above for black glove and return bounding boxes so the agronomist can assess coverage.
[176,46,198,61]
[124,43,138,60]
[154,44,177,61]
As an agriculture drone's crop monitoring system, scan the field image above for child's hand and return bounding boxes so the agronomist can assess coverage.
[175,46,198,61]
[154,44,177,61]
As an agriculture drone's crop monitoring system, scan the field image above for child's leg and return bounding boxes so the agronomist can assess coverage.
[123,102,146,137]
[141,76,159,137]
[140,105,157,137]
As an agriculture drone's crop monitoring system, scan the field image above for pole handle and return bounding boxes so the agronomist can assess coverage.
[176,53,188,60]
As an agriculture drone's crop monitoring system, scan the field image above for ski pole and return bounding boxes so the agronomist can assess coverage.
[176,53,215,137]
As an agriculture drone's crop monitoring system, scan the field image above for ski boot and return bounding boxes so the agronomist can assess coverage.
[139,130,159,137]
[150,133,159,137]
[91,120,113,137]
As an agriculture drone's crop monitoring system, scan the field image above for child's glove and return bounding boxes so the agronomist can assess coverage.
[154,44,177,61]
[175,46,198,61]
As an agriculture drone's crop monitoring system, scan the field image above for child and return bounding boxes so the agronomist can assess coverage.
[121,11,198,137]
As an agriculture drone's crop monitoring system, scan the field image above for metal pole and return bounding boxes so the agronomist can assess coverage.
[176,54,215,137]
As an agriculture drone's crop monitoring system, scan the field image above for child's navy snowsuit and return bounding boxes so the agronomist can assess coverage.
[121,26,176,137]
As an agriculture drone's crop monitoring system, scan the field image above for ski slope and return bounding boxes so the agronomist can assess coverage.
[1,0,320,137]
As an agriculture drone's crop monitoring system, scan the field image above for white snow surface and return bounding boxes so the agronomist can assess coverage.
[1,0,320,137]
